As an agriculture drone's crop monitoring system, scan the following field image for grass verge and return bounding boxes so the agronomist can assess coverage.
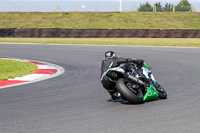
[0,38,200,47]
[1,12,200,29]
[0,59,38,80]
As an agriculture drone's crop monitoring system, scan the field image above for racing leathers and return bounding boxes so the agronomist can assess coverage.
[100,57,144,100]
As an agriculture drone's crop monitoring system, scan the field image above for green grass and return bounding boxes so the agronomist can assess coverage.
[0,59,38,80]
[0,38,200,47]
[1,12,200,29]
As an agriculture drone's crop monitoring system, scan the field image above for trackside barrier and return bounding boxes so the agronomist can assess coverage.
[1,29,200,38]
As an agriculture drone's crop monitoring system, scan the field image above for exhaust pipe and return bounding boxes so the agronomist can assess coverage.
[124,73,145,86]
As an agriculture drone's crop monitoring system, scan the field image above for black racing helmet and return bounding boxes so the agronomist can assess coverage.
[105,51,117,59]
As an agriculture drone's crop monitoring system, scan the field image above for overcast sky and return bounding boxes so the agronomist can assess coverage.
[0,0,199,12]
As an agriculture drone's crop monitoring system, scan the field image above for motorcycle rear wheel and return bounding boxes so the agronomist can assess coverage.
[116,78,144,104]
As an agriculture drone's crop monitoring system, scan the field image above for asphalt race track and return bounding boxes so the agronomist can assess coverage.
[0,44,200,133]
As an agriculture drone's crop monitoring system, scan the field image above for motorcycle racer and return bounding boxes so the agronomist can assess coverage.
[100,51,144,100]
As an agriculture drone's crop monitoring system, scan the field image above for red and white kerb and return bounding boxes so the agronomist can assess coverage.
[0,57,59,87]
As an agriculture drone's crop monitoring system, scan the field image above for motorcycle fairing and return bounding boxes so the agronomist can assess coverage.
[143,62,149,69]
[143,85,158,101]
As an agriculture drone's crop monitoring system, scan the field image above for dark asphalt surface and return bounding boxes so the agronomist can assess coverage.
[0,44,200,133]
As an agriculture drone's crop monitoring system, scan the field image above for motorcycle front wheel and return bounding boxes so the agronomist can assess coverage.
[116,78,144,104]
[156,83,167,99]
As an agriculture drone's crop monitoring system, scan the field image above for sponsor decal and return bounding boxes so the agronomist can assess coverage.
[148,90,152,96]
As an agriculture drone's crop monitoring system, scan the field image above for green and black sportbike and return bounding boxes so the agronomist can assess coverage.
[105,62,167,104]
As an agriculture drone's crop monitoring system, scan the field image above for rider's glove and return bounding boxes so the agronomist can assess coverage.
[137,59,144,68]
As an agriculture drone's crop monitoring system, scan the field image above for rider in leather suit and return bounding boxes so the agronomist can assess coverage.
[100,51,144,100]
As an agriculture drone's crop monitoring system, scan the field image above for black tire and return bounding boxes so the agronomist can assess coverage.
[156,83,167,99]
[116,78,144,104]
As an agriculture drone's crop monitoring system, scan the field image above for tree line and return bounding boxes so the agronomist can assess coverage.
[138,0,192,12]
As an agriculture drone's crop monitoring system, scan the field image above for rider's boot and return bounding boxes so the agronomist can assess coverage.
[110,92,121,100]
[111,92,121,100]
